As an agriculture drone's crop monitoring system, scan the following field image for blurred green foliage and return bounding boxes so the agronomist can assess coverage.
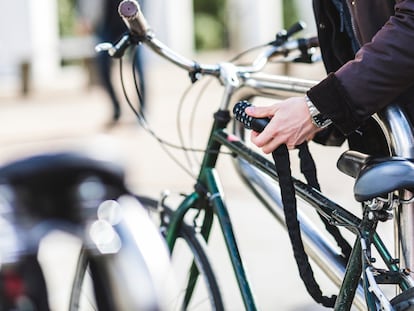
[283,0,299,30]
[57,0,299,50]
[58,0,76,37]
[194,0,228,50]
[194,0,299,50]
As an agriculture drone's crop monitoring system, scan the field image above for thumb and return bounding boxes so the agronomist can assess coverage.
[245,105,275,118]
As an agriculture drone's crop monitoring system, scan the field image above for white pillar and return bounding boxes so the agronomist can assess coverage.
[0,0,32,92]
[0,0,31,67]
[164,0,194,56]
[145,0,194,59]
[28,0,60,88]
[227,0,283,51]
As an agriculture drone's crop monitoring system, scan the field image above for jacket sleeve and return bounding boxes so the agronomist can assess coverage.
[307,0,414,135]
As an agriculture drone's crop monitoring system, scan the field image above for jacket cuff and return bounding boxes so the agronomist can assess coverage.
[306,73,361,135]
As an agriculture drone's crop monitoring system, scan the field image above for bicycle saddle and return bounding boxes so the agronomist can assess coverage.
[0,151,127,223]
[337,150,414,202]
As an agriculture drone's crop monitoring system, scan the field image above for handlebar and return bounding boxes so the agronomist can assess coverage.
[115,0,319,78]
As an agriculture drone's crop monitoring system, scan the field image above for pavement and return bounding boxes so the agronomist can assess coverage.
[0,53,376,310]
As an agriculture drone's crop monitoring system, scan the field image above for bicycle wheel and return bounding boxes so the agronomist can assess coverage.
[143,196,224,310]
[69,195,223,310]
[68,246,96,311]
[69,194,176,311]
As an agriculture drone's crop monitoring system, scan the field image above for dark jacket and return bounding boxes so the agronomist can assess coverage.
[98,0,127,42]
[307,0,414,153]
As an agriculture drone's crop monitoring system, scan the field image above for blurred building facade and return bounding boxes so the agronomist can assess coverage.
[0,0,315,95]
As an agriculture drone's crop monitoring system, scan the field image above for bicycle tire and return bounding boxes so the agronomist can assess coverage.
[69,246,99,311]
[68,196,161,310]
[142,196,224,310]
[68,197,172,311]
[69,195,223,310]
[70,252,121,311]
[69,199,164,311]
[167,213,224,310]
[68,246,88,311]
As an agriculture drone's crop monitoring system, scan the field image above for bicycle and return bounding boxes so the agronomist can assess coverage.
[91,0,414,309]
[0,145,176,310]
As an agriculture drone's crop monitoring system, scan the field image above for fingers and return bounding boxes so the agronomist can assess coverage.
[251,129,290,154]
[246,104,279,153]
[246,97,318,154]
[245,105,276,118]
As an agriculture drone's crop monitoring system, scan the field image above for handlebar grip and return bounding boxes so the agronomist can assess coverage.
[118,0,150,37]
[233,101,270,133]
[286,21,306,38]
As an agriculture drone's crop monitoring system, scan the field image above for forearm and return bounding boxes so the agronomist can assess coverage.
[308,0,414,135]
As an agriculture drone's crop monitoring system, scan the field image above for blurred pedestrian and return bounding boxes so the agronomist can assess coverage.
[76,0,146,122]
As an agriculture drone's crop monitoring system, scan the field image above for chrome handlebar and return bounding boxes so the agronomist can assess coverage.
[114,0,318,78]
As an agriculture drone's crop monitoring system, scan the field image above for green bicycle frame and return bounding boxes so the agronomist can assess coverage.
[165,108,409,310]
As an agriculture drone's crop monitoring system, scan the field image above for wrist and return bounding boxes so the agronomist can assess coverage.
[305,95,332,129]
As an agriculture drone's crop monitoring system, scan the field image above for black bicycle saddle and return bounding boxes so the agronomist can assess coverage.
[337,150,414,202]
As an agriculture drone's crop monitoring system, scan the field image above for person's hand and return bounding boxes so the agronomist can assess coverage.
[245,96,321,153]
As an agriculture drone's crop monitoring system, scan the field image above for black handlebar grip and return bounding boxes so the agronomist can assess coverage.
[233,101,270,133]
[286,21,306,38]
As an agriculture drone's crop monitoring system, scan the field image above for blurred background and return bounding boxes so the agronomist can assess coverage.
[0,0,329,207]
[0,0,317,97]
